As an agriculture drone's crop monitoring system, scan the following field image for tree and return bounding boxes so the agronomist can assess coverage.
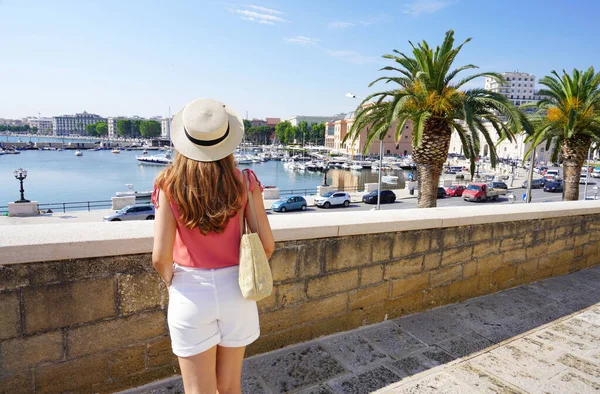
[117,119,132,137]
[243,119,252,131]
[31,127,38,134]
[298,121,309,145]
[344,30,530,208]
[524,67,600,201]
[311,123,326,145]
[275,121,292,144]
[132,120,142,137]
[285,126,298,145]
[96,122,108,136]
[140,120,162,138]
[85,123,97,136]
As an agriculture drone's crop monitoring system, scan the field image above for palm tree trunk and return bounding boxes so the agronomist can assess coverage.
[561,135,591,201]
[412,118,452,208]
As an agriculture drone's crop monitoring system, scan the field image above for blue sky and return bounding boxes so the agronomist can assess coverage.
[1,0,599,120]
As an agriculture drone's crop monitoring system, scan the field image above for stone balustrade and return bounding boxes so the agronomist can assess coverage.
[1,201,600,393]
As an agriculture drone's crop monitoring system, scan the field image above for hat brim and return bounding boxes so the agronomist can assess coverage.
[170,102,244,162]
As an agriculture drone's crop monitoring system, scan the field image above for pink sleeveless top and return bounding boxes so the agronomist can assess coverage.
[152,169,263,269]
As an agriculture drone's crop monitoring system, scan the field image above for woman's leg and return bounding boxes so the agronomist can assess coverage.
[178,345,218,394]
[215,346,246,394]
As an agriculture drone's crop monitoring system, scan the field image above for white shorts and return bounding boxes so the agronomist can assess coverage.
[168,263,260,357]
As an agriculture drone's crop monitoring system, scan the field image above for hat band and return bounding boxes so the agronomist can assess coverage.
[183,122,230,147]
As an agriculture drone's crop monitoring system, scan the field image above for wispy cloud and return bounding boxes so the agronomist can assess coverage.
[327,19,374,30]
[249,5,284,15]
[326,50,377,65]
[404,0,451,16]
[285,36,320,46]
[232,6,287,24]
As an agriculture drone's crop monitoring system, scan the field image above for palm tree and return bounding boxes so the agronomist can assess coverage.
[524,67,600,200]
[344,30,531,208]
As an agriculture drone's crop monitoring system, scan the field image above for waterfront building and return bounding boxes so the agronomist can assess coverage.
[249,119,267,127]
[52,112,106,136]
[26,117,53,133]
[106,116,166,139]
[266,118,280,128]
[161,117,171,139]
[485,71,542,109]
[287,115,335,127]
[0,118,24,126]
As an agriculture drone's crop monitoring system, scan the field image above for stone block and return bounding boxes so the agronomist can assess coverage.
[503,248,527,264]
[574,233,591,247]
[392,231,431,258]
[67,311,166,358]
[147,337,176,368]
[26,262,63,287]
[360,265,384,287]
[516,260,539,283]
[349,282,389,310]
[101,364,180,394]
[447,277,480,302]
[0,264,29,290]
[527,244,547,260]
[35,353,109,394]
[472,240,501,258]
[118,272,162,315]
[361,302,387,325]
[0,291,20,340]
[491,266,516,288]
[257,290,278,312]
[493,221,530,238]
[423,252,442,271]
[108,345,146,378]
[111,196,135,210]
[555,225,574,238]
[441,227,470,249]
[469,224,494,243]
[463,260,478,278]
[61,255,150,281]
[0,331,63,373]
[500,235,525,251]
[361,322,427,359]
[8,201,38,217]
[390,273,429,298]
[525,230,548,247]
[307,269,358,298]
[441,245,473,266]
[330,365,400,393]
[322,332,390,371]
[276,281,306,307]
[477,254,505,274]
[371,234,392,263]
[269,247,298,282]
[422,286,449,308]
[429,265,462,288]
[547,239,567,254]
[324,237,371,272]
[0,369,34,394]
[383,292,423,319]
[298,241,322,278]
[259,293,348,333]
[23,278,116,334]
[384,256,423,279]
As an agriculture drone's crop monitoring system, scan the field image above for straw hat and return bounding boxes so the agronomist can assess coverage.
[170,98,244,162]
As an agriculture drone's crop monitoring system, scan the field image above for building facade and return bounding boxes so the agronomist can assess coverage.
[52,112,106,136]
[161,117,171,139]
[266,118,280,128]
[0,118,24,126]
[485,71,541,108]
[286,115,334,127]
[26,117,53,133]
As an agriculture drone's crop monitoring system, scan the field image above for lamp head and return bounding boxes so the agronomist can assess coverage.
[13,168,27,179]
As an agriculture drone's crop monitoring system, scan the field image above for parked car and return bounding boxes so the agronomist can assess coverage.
[437,187,447,198]
[579,174,591,184]
[522,178,547,189]
[314,191,351,208]
[103,204,155,222]
[543,181,564,193]
[362,190,396,204]
[445,185,466,197]
[591,167,600,178]
[492,182,508,190]
[545,169,560,178]
[462,183,507,202]
[271,196,307,212]
[534,166,548,174]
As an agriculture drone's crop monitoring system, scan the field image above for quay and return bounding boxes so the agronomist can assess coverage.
[1,200,599,393]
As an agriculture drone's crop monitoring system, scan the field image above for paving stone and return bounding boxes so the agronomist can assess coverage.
[550,320,600,347]
[447,362,526,394]
[560,291,600,313]
[386,371,476,393]
[436,332,494,358]
[490,344,567,378]
[565,268,600,289]
[525,275,596,301]
[242,365,270,394]
[321,332,389,372]
[529,329,594,354]
[247,344,347,393]
[360,321,427,359]
[388,346,455,377]
[576,308,600,326]
[329,366,400,394]
[395,309,472,345]
[296,384,335,394]
[542,369,600,393]
[557,354,600,379]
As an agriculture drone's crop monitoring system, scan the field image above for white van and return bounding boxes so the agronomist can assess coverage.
[592,168,600,178]
[545,169,560,179]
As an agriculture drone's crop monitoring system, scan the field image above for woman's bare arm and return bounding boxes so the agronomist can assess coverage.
[152,189,177,284]
[246,184,275,259]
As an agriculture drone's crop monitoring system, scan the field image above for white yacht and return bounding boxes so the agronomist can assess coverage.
[341,162,351,170]
[116,184,153,198]
[351,163,364,170]
[136,154,172,166]
[112,148,121,154]
[75,150,83,156]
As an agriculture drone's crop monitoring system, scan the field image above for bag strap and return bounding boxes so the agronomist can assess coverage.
[243,170,260,235]
[239,174,247,237]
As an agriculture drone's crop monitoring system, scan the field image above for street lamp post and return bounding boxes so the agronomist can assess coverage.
[346,93,382,210]
[13,168,30,203]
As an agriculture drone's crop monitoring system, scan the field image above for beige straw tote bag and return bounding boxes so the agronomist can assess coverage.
[238,171,273,301]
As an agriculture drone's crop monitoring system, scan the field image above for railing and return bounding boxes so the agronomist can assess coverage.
[0,200,114,214]
[277,185,361,196]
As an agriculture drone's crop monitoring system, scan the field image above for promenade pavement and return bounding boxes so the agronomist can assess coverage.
[122,266,600,394]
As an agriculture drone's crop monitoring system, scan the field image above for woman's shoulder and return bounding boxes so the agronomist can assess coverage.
[239,168,263,192]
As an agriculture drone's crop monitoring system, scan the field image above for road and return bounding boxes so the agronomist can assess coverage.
[278,182,598,215]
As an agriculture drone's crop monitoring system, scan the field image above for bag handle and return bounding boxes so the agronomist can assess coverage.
[239,170,260,236]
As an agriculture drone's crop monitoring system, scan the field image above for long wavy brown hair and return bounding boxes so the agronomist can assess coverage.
[155,152,244,234]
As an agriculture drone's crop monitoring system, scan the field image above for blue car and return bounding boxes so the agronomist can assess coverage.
[271,196,307,212]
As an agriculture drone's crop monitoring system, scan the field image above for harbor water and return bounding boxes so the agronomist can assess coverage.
[0,147,409,206]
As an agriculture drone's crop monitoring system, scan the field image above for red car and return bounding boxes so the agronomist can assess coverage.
[445,185,466,197]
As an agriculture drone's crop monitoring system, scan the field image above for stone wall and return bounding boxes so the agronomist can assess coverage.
[1,213,599,393]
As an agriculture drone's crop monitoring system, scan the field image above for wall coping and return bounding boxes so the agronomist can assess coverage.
[2,201,600,265]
